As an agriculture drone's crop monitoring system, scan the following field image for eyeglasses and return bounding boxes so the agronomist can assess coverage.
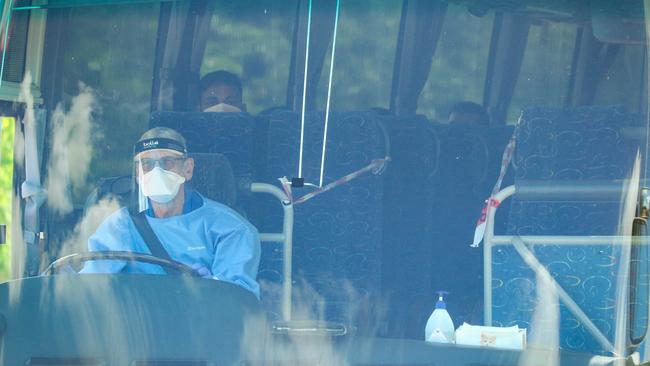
[136,157,186,172]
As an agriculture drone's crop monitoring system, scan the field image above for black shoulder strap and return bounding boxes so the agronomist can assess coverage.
[130,211,174,262]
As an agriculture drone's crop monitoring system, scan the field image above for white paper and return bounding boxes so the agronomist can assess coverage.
[455,323,526,350]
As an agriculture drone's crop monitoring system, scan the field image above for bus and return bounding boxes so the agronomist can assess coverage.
[0,0,647,365]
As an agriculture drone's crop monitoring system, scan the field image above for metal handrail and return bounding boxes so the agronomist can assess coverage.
[482,184,639,356]
[250,183,294,321]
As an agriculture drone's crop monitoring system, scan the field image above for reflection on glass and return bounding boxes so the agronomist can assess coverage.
[0,0,648,364]
[508,20,576,122]
[315,0,401,111]
[201,0,298,113]
[418,3,493,121]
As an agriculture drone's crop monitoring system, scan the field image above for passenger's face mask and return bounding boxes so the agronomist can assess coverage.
[203,103,242,113]
[138,166,186,203]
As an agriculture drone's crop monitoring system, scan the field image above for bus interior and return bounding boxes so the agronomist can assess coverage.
[0,0,649,364]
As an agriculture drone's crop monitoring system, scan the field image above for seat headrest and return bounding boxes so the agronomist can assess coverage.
[188,153,237,207]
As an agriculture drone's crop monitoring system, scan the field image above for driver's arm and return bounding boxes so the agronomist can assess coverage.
[79,208,132,273]
[210,222,261,299]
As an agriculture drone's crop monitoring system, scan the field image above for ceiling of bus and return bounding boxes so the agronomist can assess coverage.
[13,0,162,10]
[14,0,646,15]
[455,0,645,18]
[454,0,646,44]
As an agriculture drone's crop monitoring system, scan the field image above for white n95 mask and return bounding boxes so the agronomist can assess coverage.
[203,103,242,113]
[139,166,186,203]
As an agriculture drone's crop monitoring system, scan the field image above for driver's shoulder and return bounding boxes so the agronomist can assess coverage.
[96,206,133,231]
[88,207,138,249]
[194,196,250,226]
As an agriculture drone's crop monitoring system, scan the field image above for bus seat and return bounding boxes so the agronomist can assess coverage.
[150,111,261,223]
[85,175,133,210]
[149,111,256,179]
[492,106,640,354]
[187,153,237,209]
[259,110,387,329]
[378,115,439,338]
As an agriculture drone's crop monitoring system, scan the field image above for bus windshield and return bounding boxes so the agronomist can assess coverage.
[0,0,649,365]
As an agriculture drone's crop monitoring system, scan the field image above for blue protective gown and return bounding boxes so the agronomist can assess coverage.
[81,191,261,298]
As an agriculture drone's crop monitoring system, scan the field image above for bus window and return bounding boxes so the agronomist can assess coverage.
[3,0,650,363]
[313,0,401,111]
[417,3,494,122]
[47,3,161,188]
[0,117,12,283]
[507,19,576,122]
[592,43,647,115]
[201,0,298,114]
[1,0,29,84]
[630,216,650,345]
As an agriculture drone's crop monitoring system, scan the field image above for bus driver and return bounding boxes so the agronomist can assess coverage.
[82,127,261,298]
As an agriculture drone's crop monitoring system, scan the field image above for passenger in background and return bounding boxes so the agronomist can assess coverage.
[447,101,489,127]
[199,70,246,112]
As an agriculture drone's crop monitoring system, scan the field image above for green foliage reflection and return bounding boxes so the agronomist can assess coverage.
[0,117,14,282]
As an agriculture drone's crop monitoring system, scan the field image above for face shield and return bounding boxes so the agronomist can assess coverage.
[133,137,188,212]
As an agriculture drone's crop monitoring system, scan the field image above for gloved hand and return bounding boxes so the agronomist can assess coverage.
[190,263,213,278]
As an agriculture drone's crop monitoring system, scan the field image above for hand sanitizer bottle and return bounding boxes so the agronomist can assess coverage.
[425,291,455,343]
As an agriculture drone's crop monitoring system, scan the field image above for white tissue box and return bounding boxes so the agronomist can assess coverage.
[454,323,526,350]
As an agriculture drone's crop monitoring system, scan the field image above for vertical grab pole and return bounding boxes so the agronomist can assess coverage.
[483,185,515,325]
[251,183,294,320]
[297,0,313,179]
[318,0,340,187]
[484,207,494,325]
[281,201,294,320]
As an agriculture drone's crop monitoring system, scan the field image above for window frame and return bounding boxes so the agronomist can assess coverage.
[0,4,46,103]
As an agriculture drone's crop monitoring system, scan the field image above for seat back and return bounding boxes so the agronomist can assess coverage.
[492,106,640,354]
[259,110,387,327]
[150,111,258,216]
[150,111,256,179]
[187,153,237,207]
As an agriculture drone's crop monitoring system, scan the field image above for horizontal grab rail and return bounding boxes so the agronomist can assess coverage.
[490,235,650,246]
[514,180,628,201]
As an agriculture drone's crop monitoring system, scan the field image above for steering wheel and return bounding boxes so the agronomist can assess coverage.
[42,251,199,276]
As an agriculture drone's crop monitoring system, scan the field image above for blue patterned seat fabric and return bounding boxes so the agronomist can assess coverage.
[259,111,387,327]
[187,153,237,208]
[493,106,640,354]
[150,111,256,179]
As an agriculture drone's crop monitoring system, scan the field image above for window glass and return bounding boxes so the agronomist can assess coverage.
[57,3,159,188]
[508,20,576,122]
[201,0,298,114]
[0,117,13,282]
[629,219,649,344]
[417,3,493,122]
[1,6,30,83]
[314,0,401,111]
[593,43,646,114]
[4,0,650,361]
